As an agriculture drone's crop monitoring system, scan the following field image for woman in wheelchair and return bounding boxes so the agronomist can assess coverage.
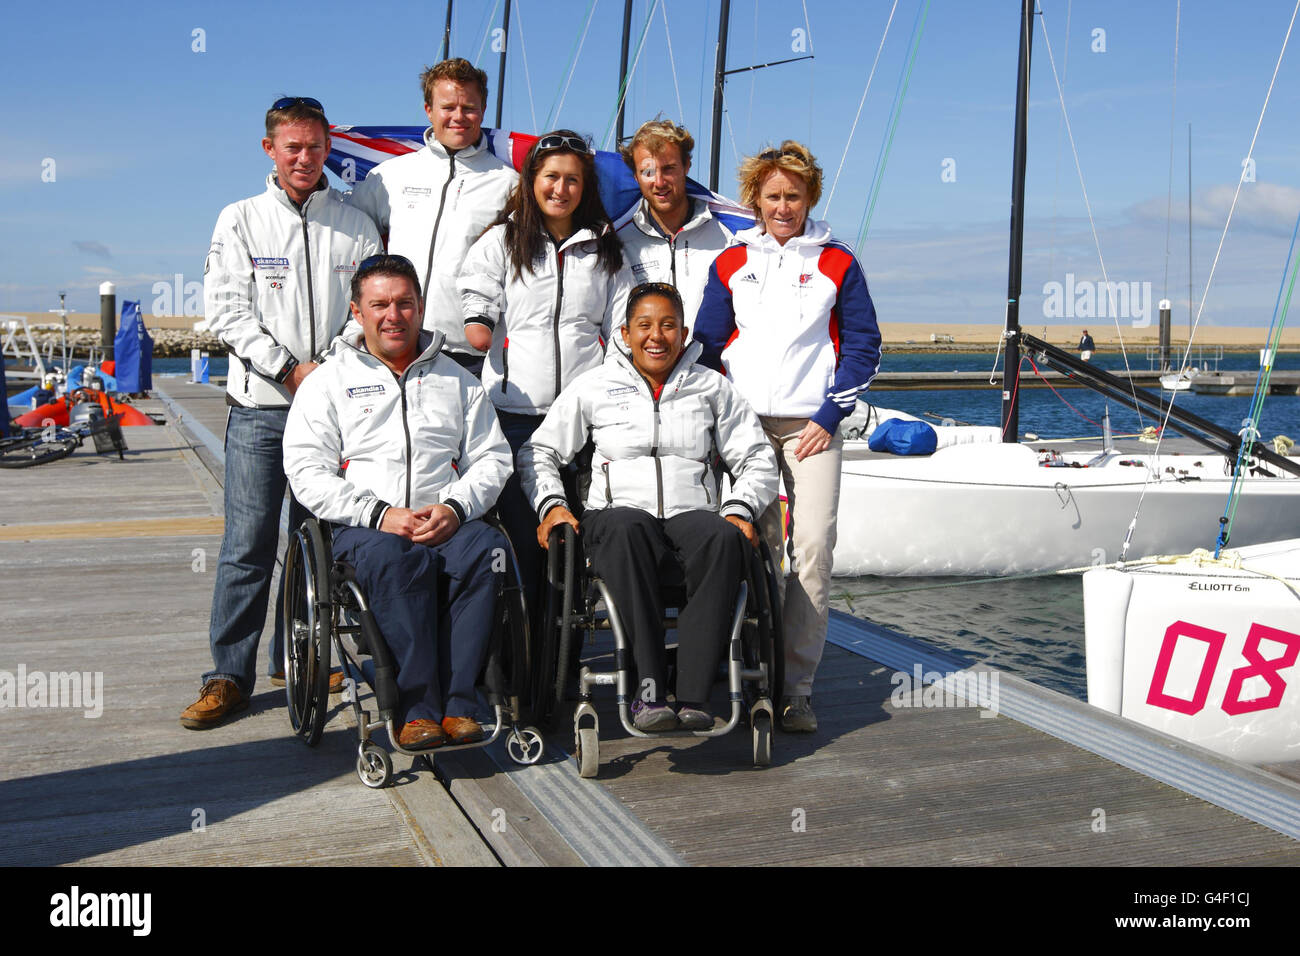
[520,282,778,732]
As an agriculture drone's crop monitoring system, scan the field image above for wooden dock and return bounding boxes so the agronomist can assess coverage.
[2,377,1297,867]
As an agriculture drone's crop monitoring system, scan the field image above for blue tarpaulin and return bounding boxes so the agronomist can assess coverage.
[113,300,152,393]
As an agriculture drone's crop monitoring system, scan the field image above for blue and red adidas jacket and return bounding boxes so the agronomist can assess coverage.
[694,220,881,434]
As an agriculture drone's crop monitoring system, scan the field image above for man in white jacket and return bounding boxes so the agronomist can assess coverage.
[346,58,517,372]
[283,254,512,749]
[615,120,732,332]
[182,97,381,730]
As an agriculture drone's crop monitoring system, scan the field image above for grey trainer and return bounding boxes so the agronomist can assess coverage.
[780,695,818,733]
[631,698,678,732]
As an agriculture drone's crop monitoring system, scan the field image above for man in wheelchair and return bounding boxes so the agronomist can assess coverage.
[283,254,512,750]
[520,282,778,731]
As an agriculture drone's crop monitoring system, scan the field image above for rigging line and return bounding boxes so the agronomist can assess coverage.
[1174,0,1300,381]
[1162,1,1181,303]
[547,0,600,130]
[856,0,930,249]
[803,0,815,146]
[472,0,503,67]
[1035,8,1146,432]
[857,0,923,243]
[1025,354,1100,427]
[659,0,686,125]
[1151,0,1299,499]
[602,0,661,149]
[746,0,759,144]
[1047,0,1071,285]
[698,0,712,139]
[513,0,539,133]
[825,0,899,214]
[1219,210,1300,554]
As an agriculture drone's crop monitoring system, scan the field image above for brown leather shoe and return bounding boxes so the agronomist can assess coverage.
[270,669,346,693]
[180,679,249,730]
[442,716,485,744]
[397,719,447,751]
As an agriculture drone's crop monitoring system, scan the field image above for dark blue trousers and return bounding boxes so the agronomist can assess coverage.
[332,520,504,723]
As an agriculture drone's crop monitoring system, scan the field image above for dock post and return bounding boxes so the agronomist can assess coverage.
[99,281,116,361]
[1158,298,1171,370]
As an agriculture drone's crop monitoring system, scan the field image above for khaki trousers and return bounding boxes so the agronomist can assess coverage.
[758,416,842,697]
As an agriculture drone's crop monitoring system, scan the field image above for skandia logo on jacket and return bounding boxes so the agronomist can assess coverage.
[252,257,290,270]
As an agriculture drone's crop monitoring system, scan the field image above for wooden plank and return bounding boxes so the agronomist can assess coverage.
[0,516,224,541]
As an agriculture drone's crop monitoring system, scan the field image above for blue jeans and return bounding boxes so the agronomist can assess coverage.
[204,405,308,695]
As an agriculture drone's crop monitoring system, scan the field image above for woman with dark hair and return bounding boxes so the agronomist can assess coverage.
[459,130,630,604]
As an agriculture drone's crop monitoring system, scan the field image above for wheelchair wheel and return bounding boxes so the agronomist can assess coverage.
[752,710,772,767]
[575,725,599,779]
[506,726,545,765]
[758,539,785,706]
[357,743,392,788]
[534,522,580,728]
[484,514,532,715]
[281,520,332,746]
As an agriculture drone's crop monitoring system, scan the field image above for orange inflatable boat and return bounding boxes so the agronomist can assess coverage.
[14,389,155,428]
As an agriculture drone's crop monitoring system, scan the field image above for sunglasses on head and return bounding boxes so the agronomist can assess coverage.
[536,133,593,155]
[357,253,416,272]
[271,96,324,112]
[758,146,800,161]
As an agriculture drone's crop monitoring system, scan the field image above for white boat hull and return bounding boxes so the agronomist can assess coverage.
[1082,539,1300,764]
[834,442,1300,575]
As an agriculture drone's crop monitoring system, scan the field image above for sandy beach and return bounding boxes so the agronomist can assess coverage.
[7,313,1297,351]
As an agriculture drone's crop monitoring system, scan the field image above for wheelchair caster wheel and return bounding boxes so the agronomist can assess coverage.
[357,744,393,788]
[752,711,772,768]
[575,726,599,779]
[506,727,545,765]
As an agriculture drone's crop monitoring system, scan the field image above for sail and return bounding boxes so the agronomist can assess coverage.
[327,125,754,233]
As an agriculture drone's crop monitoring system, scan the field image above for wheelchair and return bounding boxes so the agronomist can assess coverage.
[279,514,545,788]
[532,520,784,778]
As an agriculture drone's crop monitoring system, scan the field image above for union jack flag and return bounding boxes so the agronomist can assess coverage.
[326,125,754,233]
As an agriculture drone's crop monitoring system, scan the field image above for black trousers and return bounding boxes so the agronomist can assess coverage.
[581,507,748,705]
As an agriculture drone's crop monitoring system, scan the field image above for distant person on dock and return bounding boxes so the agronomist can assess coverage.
[345,57,517,375]
[615,119,733,330]
[695,140,882,734]
[282,254,512,749]
[458,130,629,616]
[181,96,381,730]
[1078,329,1095,361]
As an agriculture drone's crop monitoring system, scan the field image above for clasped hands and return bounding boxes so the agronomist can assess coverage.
[380,503,460,545]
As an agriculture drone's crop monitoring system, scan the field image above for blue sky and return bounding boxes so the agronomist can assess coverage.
[3,0,1300,333]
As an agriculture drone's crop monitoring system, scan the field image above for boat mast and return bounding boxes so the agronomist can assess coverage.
[1188,122,1194,343]
[494,0,512,128]
[1002,0,1034,443]
[441,1,453,60]
[616,0,634,146]
[709,0,733,192]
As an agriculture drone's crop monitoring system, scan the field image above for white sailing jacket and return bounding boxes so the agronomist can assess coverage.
[283,330,511,530]
[458,222,632,415]
[204,174,382,408]
[694,219,882,434]
[519,341,778,523]
[614,198,733,329]
[345,128,517,354]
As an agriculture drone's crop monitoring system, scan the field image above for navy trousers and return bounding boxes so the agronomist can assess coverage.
[331,520,504,723]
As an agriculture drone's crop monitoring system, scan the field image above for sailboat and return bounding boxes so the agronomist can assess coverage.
[830,0,1300,577]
